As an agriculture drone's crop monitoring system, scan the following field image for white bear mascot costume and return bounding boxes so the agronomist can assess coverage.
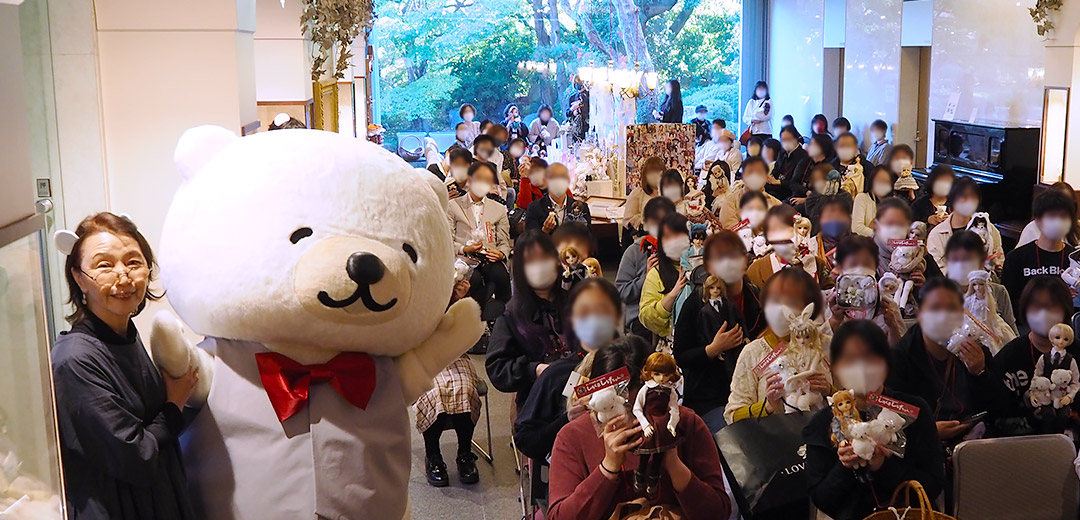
[151,125,484,520]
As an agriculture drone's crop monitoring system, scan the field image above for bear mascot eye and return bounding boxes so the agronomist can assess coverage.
[290,227,314,244]
[402,243,418,263]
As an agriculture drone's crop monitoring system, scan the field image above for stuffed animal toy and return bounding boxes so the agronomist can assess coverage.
[848,421,876,463]
[840,160,865,199]
[878,272,901,305]
[588,386,627,425]
[149,126,484,520]
[1028,375,1054,408]
[868,409,905,446]
[752,234,772,258]
[1052,369,1075,409]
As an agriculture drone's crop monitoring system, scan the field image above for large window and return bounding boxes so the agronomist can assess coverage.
[372,0,742,150]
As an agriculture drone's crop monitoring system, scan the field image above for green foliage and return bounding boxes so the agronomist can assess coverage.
[380,69,462,133]
[681,83,739,122]
[648,8,740,91]
[446,19,537,121]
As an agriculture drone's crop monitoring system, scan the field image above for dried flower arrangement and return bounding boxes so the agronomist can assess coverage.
[302,0,375,80]
[1030,0,1064,37]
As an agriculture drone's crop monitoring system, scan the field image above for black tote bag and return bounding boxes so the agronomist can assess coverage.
[714,411,812,519]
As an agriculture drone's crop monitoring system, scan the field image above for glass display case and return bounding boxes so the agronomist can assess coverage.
[0,215,64,519]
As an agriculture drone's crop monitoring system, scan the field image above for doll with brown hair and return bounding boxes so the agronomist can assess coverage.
[698,275,742,363]
[559,246,588,290]
[582,257,602,277]
[632,352,682,498]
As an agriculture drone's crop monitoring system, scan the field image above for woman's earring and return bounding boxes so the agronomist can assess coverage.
[80,293,87,305]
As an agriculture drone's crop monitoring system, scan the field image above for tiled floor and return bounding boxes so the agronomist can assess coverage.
[408,355,527,520]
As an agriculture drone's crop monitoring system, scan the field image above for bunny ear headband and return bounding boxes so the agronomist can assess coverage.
[53,212,135,256]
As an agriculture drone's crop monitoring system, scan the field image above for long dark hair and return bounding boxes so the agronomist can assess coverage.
[864,165,897,200]
[810,114,830,136]
[508,230,566,346]
[64,212,162,324]
[808,133,835,163]
[660,80,683,120]
[752,80,770,100]
[589,335,651,383]
[656,212,689,293]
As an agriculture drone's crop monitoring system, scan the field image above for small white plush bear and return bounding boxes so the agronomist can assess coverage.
[848,421,877,463]
[150,126,483,520]
[588,386,627,424]
[1052,369,1075,409]
[753,234,772,258]
[868,409,905,446]
[1029,375,1054,408]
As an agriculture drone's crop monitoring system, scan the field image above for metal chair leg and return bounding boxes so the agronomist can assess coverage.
[471,391,493,464]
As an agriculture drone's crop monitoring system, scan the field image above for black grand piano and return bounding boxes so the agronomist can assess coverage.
[915,120,1040,231]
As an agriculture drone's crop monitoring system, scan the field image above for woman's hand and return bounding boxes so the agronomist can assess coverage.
[601,416,643,480]
[909,269,926,285]
[450,279,471,303]
[164,364,199,409]
[463,243,483,254]
[763,372,785,414]
[652,110,662,120]
[955,339,986,375]
[837,443,862,469]
[705,323,744,358]
[484,249,504,262]
[660,270,688,312]
[880,296,905,342]
[535,363,550,377]
[790,197,806,206]
[928,213,947,226]
[662,449,693,492]
[646,253,660,273]
[936,420,971,440]
[867,445,890,472]
[826,290,845,331]
[806,373,831,397]
[766,175,781,185]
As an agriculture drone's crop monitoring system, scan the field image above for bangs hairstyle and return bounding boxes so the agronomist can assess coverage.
[64,212,162,324]
[641,352,681,383]
[761,267,824,320]
[874,196,913,222]
[829,319,892,373]
[702,230,747,263]
[763,203,797,235]
[1018,275,1075,326]
[643,196,677,224]
[834,235,879,269]
[567,277,624,323]
[917,276,964,306]
[656,212,690,293]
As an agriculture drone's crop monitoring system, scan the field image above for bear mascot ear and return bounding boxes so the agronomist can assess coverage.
[174,125,239,182]
[414,167,450,210]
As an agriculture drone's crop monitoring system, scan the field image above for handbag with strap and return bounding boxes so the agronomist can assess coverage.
[714,410,813,518]
[739,126,753,146]
[608,498,683,520]
[862,480,956,520]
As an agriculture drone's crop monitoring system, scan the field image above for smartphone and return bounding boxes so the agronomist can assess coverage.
[959,411,988,425]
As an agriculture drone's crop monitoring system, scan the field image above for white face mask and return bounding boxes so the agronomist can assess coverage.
[764,302,797,337]
[871,131,885,142]
[476,148,493,160]
[782,139,799,153]
[836,359,888,397]
[747,145,761,157]
[920,310,963,345]
[1040,217,1073,241]
[457,131,467,140]
[873,182,892,198]
[877,224,909,242]
[946,260,979,286]
[469,180,491,198]
[646,173,661,187]
[1028,309,1066,337]
[837,147,858,162]
[510,146,525,158]
[451,166,469,182]
[891,158,912,174]
[954,199,979,217]
[647,224,660,238]
[743,174,766,192]
[771,242,797,262]
[711,130,722,141]
[813,180,828,194]
[528,172,545,186]
[710,257,746,284]
[463,112,475,122]
[932,179,952,197]
[548,178,569,195]
[524,259,558,290]
[662,235,691,260]
[808,144,823,158]
[756,89,767,98]
[741,208,766,228]
[662,186,683,202]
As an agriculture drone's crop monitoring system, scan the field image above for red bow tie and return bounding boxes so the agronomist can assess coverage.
[254,351,377,422]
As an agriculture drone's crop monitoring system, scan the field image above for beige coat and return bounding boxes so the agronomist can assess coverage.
[926,217,1004,271]
[447,194,511,263]
[717,186,782,230]
[623,186,657,231]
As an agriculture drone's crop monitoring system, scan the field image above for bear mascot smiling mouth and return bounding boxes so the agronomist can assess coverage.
[149,125,484,520]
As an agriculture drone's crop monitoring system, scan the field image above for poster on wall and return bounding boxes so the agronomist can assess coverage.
[625,123,695,194]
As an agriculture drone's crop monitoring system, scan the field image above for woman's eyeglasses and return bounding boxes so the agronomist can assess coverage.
[80,265,149,287]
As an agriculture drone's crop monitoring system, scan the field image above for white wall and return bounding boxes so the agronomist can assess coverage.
[769,0,825,134]
[841,0,902,143]
[1,3,37,228]
[254,0,311,102]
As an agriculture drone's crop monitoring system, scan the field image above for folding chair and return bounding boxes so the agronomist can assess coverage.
[953,434,1079,520]
[469,380,494,464]
[519,456,549,520]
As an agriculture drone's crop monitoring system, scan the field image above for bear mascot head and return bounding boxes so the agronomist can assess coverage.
[151,125,482,520]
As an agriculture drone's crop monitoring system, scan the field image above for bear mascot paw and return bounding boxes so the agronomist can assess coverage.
[151,125,483,520]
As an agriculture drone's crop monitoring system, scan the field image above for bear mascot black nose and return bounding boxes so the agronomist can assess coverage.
[346,252,385,285]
